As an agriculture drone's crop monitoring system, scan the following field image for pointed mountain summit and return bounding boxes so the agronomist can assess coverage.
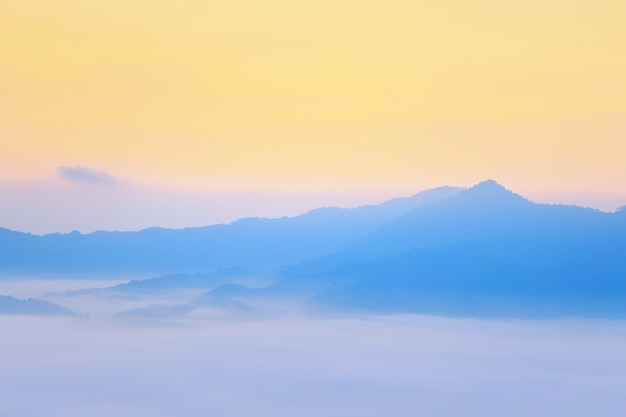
[471,179,508,190]
[441,180,532,212]
[465,179,527,199]
[466,179,519,197]
[341,180,544,259]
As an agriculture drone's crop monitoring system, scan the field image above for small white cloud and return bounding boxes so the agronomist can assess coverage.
[57,165,117,185]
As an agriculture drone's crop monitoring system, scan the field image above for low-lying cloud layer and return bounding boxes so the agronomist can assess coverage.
[1,315,625,417]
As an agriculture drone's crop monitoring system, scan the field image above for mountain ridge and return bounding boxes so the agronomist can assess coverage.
[11,179,625,318]
[0,185,462,274]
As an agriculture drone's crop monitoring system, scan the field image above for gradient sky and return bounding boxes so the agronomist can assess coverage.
[1,0,625,232]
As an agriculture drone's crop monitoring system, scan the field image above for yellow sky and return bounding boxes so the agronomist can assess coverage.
[1,0,625,193]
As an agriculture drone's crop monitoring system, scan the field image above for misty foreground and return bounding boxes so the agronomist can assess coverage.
[1,314,625,417]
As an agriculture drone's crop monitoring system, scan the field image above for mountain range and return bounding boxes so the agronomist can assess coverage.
[2,180,626,317]
[0,186,461,274]
[0,295,74,316]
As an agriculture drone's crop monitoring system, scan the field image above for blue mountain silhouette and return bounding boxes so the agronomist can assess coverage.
[3,179,626,317]
[0,295,75,316]
[340,179,617,259]
[0,186,461,274]
[259,181,626,316]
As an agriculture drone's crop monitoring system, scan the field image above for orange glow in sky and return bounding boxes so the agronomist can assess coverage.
[1,0,625,197]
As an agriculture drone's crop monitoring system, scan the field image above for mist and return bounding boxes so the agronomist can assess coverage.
[1,314,625,417]
[2,180,626,417]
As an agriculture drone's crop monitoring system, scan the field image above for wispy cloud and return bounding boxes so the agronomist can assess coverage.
[57,165,117,185]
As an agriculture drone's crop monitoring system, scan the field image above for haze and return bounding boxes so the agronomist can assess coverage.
[2,315,626,417]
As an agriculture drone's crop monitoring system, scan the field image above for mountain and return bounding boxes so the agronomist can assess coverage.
[308,236,626,317]
[0,295,75,316]
[4,179,626,318]
[215,181,626,317]
[0,186,461,275]
[341,179,619,260]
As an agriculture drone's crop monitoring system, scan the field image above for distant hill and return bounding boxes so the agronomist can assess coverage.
[4,179,626,318]
[0,186,461,275]
[0,295,75,316]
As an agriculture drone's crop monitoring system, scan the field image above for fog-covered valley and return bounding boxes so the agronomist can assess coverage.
[2,312,626,417]
[2,181,626,416]
[2,274,626,417]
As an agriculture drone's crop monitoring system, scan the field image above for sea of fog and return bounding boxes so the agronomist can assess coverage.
[2,311,626,417]
[0,278,130,299]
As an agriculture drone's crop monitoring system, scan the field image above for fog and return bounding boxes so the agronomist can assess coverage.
[1,314,625,417]
[0,278,129,299]
[2,266,626,416]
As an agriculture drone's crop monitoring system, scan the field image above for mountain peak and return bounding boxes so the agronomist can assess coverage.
[452,180,531,208]
[471,179,507,191]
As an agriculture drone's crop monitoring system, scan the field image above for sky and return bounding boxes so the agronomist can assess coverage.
[1,0,625,233]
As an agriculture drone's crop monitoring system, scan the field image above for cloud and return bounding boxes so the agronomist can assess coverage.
[57,165,117,185]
